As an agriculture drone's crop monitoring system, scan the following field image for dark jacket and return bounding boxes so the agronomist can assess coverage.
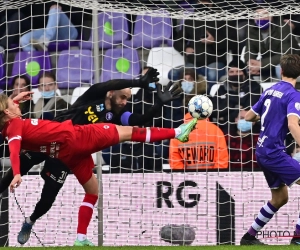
[33,96,68,120]
[174,19,227,67]
[245,19,300,70]
[210,79,262,134]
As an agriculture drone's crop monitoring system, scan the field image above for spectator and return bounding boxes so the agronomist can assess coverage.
[182,69,207,108]
[169,112,228,170]
[20,4,78,51]
[169,0,227,92]
[227,109,259,171]
[33,71,68,119]
[245,8,300,81]
[162,69,206,162]
[165,68,207,129]
[210,59,262,134]
[8,75,34,119]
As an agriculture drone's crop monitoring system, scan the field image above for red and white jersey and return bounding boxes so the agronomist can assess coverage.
[2,118,75,175]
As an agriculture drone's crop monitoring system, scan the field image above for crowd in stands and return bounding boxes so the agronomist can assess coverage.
[0,0,300,173]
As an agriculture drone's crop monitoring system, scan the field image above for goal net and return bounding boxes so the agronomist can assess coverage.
[0,0,300,247]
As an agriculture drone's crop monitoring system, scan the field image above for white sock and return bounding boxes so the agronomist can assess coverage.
[26,217,34,225]
[174,127,181,137]
[77,233,87,241]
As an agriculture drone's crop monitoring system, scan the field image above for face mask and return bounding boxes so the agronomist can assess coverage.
[237,119,252,132]
[181,81,194,94]
[255,20,270,30]
[293,152,300,162]
[228,75,244,83]
[41,90,55,99]
[148,82,156,89]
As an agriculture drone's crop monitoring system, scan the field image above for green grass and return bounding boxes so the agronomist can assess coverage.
[0,246,300,250]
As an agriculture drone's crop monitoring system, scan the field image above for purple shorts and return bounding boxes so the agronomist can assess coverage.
[256,152,300,189]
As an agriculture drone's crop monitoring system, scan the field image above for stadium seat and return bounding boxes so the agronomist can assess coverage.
[11,51,52,87]
[209,83,221,97]
[70,86,89,105]
[80,12,129,50]
[131,87,140,95]
[31,88,62,104]
[124,11,172,49]
[56,49,94,89]
[261,82,275,91]
[240,46,246,63]
[100,48,141,82]
[240,46,261,63]
[147,47,184,86]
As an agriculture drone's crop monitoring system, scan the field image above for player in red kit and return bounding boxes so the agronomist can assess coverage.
[0,92,197,244]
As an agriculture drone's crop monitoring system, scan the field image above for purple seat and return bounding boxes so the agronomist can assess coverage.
[11,51,52,87]
[48,40,79,52]
[80,12,129,50]
[100,48,140,82]
[56,49,94,89]
[124,12,172,49]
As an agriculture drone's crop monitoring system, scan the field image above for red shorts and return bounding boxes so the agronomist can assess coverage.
[60,123,120,185]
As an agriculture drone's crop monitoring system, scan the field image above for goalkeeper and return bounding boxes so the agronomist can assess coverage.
[0,67,182,246]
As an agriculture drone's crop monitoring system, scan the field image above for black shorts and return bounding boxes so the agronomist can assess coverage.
[41,157,70,187]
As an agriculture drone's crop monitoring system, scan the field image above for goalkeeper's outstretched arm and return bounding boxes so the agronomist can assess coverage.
[73,67,159,107]
[121,81,182,127]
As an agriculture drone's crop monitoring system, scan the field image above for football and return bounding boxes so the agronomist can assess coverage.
[188,95,213,120]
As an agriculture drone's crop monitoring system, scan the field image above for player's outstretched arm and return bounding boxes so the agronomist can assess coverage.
[73,67,160,107]
[245,109,260,122]
[125,82,182,126]
[288,115,300,146]
[0,152,48,193]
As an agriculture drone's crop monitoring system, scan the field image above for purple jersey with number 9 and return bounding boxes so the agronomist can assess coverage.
[251,81,300,156]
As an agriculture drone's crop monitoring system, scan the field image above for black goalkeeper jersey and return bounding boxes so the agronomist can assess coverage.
[54,79,162,127]
[55,99,125,125]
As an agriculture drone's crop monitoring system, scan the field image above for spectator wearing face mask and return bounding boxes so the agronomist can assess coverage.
[33,71,68,120]
[160,69,206,162]
[226,109,259,171]
[245,8,300,81]
[210,59,262,134]
[164,68,206,129]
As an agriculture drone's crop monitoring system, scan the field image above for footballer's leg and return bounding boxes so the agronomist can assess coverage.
[241,154,300,245]
[0,151,47,194]
[117,119,198,143]
[18,158,69,245]
[79,119,198,156]
[71,156,97,246]
[240,184,286,245]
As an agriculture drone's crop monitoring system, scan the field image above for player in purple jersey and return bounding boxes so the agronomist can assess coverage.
[240,54,300,245]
